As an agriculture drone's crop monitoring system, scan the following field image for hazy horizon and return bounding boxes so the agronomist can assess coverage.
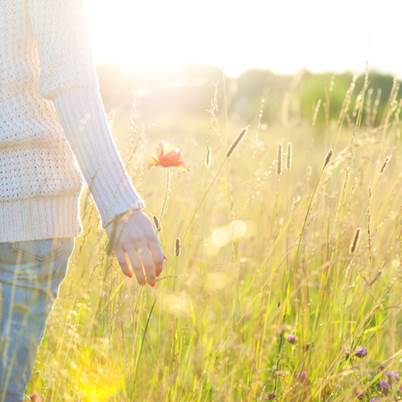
[94,61,400,80]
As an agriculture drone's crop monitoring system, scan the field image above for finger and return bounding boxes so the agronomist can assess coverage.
[148,238,164,277]
[116,248,133,278]
[125,244,146,285]
[139,246,156,287]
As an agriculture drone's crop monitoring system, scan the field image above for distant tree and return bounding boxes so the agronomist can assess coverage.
[96,64,400,133]
[297,70,400,130]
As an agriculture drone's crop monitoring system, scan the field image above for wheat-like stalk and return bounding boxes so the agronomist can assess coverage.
[226,126,249,158]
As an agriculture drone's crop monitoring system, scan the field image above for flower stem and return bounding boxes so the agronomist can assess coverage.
[159,167,172,224]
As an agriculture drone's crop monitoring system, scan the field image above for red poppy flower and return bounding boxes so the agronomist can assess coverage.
[148,141,185,168]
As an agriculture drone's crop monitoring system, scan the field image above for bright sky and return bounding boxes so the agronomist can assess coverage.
[88,0,401,77]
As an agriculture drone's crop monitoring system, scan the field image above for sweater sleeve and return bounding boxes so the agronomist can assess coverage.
[28,0,146,228]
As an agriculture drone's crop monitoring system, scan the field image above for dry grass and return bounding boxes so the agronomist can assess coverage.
[30,73,401,402]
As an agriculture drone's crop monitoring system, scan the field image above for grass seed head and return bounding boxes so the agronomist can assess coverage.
[350,228,361,254]
[312,99,322,127]
[153,215,160,231]
[175,237,181,256]
[226,126,249,158]
[322,149,333,170]
[286,142,292,170]
[277,143,283,175]
[205,146,212,167]
[380,155,392,174]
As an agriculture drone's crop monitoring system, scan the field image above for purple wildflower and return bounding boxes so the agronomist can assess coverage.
[385,370,400,384]
[354,346,368,358]
[379,380,390,394]
[287,334,297,344]
[369,398,380,402]
[297,371,309,385]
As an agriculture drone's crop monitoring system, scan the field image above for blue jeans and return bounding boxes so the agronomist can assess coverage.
[0,237,75,402]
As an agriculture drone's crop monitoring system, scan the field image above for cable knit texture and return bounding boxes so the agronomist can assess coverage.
[0,0,145,242]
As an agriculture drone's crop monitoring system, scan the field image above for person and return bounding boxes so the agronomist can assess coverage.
[0,0,166,400]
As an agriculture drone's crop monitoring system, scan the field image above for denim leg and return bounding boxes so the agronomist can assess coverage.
[0,238,75,402]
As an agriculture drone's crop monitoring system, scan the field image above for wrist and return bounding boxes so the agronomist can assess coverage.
[104,205,143,230]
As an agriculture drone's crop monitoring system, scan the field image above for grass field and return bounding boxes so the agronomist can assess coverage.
[31,73,401,401]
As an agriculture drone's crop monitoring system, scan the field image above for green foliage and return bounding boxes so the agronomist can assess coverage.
[298,72,349,125]
[297,70,400,128]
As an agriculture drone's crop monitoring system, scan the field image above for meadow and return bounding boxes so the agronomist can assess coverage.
[30,70,401,401]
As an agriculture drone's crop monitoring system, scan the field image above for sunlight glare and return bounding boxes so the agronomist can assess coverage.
[88,0,402,76]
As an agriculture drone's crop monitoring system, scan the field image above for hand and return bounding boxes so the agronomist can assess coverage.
[105,210,166,287]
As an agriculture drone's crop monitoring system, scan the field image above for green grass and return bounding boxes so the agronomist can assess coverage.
[31,73,401,402]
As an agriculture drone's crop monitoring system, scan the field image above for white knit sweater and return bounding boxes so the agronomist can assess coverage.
[0,0,146,242]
